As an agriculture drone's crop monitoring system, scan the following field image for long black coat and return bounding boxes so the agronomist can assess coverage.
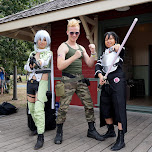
[95,49,127,134]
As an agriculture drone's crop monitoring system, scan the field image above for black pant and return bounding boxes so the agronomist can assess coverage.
[100,73,127,134]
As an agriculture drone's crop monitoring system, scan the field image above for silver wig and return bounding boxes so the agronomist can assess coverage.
[34,30,51,51]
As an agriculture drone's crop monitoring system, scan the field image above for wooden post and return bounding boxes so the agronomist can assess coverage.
[12,65,17,100]
[79,15,98,60]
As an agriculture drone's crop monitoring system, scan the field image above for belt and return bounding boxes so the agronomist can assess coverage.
[62,72,80,78]
[62,72,84,83]
[28,79,39,83]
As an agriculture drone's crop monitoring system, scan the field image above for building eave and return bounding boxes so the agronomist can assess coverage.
[0,0,151,33]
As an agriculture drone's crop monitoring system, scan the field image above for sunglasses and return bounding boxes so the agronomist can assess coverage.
[69,32,80,35]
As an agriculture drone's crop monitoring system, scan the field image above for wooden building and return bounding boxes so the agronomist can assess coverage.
[0,0,152,112]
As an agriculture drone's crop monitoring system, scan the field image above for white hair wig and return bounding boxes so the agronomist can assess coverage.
[34,30,51,51]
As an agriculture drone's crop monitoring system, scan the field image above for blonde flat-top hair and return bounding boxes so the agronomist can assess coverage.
[67,19,81,29]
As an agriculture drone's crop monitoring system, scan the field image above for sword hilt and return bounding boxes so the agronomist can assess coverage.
[97,76,107,91]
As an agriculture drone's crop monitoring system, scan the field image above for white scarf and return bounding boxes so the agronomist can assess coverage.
[34,45,50,53]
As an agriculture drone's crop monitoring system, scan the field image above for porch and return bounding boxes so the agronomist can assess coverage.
[0,105,152,152]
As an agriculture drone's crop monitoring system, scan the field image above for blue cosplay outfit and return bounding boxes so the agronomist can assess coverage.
[0,70,4,87]
[95,48,127,134]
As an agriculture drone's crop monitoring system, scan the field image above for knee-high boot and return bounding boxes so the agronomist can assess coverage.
[87,122,105,141]
[103,124,116,138]
[111,129,125,151]
[34,134,44,150]
[54,124,63,144]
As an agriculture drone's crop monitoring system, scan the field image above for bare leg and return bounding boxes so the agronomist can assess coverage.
[1,87,3,94]
[105,118,113,124]
[118,122,123,130]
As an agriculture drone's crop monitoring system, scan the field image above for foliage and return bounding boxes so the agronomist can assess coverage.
[0,0,48,16]
[0,36,33,72]
[0,0,48,73]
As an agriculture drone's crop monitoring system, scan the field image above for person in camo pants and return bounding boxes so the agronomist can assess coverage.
[54,18,105,144]
[57,76,95,123]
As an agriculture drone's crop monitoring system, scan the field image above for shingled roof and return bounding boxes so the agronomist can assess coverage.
[0,0,96,24]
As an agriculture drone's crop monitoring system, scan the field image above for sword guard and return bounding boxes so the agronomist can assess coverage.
[97,84,102,91]
[97,76,107,91]
[103,76,107,81]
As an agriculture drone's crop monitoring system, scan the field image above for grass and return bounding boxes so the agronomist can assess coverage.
[10,75,28,83]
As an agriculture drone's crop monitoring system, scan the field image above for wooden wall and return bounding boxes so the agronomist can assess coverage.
[51,20,98,106]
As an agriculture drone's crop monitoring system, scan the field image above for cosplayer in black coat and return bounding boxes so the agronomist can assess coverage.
[95,31,127,151]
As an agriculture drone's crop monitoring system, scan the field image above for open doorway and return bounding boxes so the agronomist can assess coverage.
[149,45,152,96]
[104,23,152,107]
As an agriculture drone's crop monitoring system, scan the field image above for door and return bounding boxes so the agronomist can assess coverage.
[149,45,152,96]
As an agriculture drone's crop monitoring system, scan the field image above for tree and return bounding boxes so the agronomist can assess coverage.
[0,0,48,99]
[0,37,33,72]
[0,0,48,16]
[0,0,49,72]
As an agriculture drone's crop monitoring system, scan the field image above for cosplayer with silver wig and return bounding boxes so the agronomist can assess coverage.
[34,30,51,52]
[24,30,53,150]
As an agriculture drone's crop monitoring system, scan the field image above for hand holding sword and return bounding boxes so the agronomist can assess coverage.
[98,73,106,85]
[98,18,138,90]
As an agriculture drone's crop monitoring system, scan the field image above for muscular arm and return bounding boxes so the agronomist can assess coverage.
[81,44,96,68]
[57,43,82,71]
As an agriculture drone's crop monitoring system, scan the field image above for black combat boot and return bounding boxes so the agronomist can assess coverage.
[103,124,116,139]
[34,134,44,150]
[54,124,63,144]
[111,130,125,151]
[87,122,105,141]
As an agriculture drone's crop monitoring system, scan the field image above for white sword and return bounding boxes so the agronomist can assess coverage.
[98,18,138,90]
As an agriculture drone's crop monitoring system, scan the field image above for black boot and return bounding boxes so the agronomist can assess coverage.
[111,130,125,151]
[54,124,63,144]
[103,124,116,139]
[34,134,44,150]
[87,122,105,141]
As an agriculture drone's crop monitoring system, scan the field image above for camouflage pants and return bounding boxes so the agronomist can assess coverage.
[56,76,95,124]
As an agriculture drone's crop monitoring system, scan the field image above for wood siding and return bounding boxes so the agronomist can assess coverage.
[51,20,97,106]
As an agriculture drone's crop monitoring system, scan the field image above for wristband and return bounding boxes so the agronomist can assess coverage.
[91,54,96,58]
[91,52,96,55]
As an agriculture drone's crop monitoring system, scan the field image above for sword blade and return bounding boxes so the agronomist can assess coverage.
[98,18,138,91]
[104,18,138,78]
